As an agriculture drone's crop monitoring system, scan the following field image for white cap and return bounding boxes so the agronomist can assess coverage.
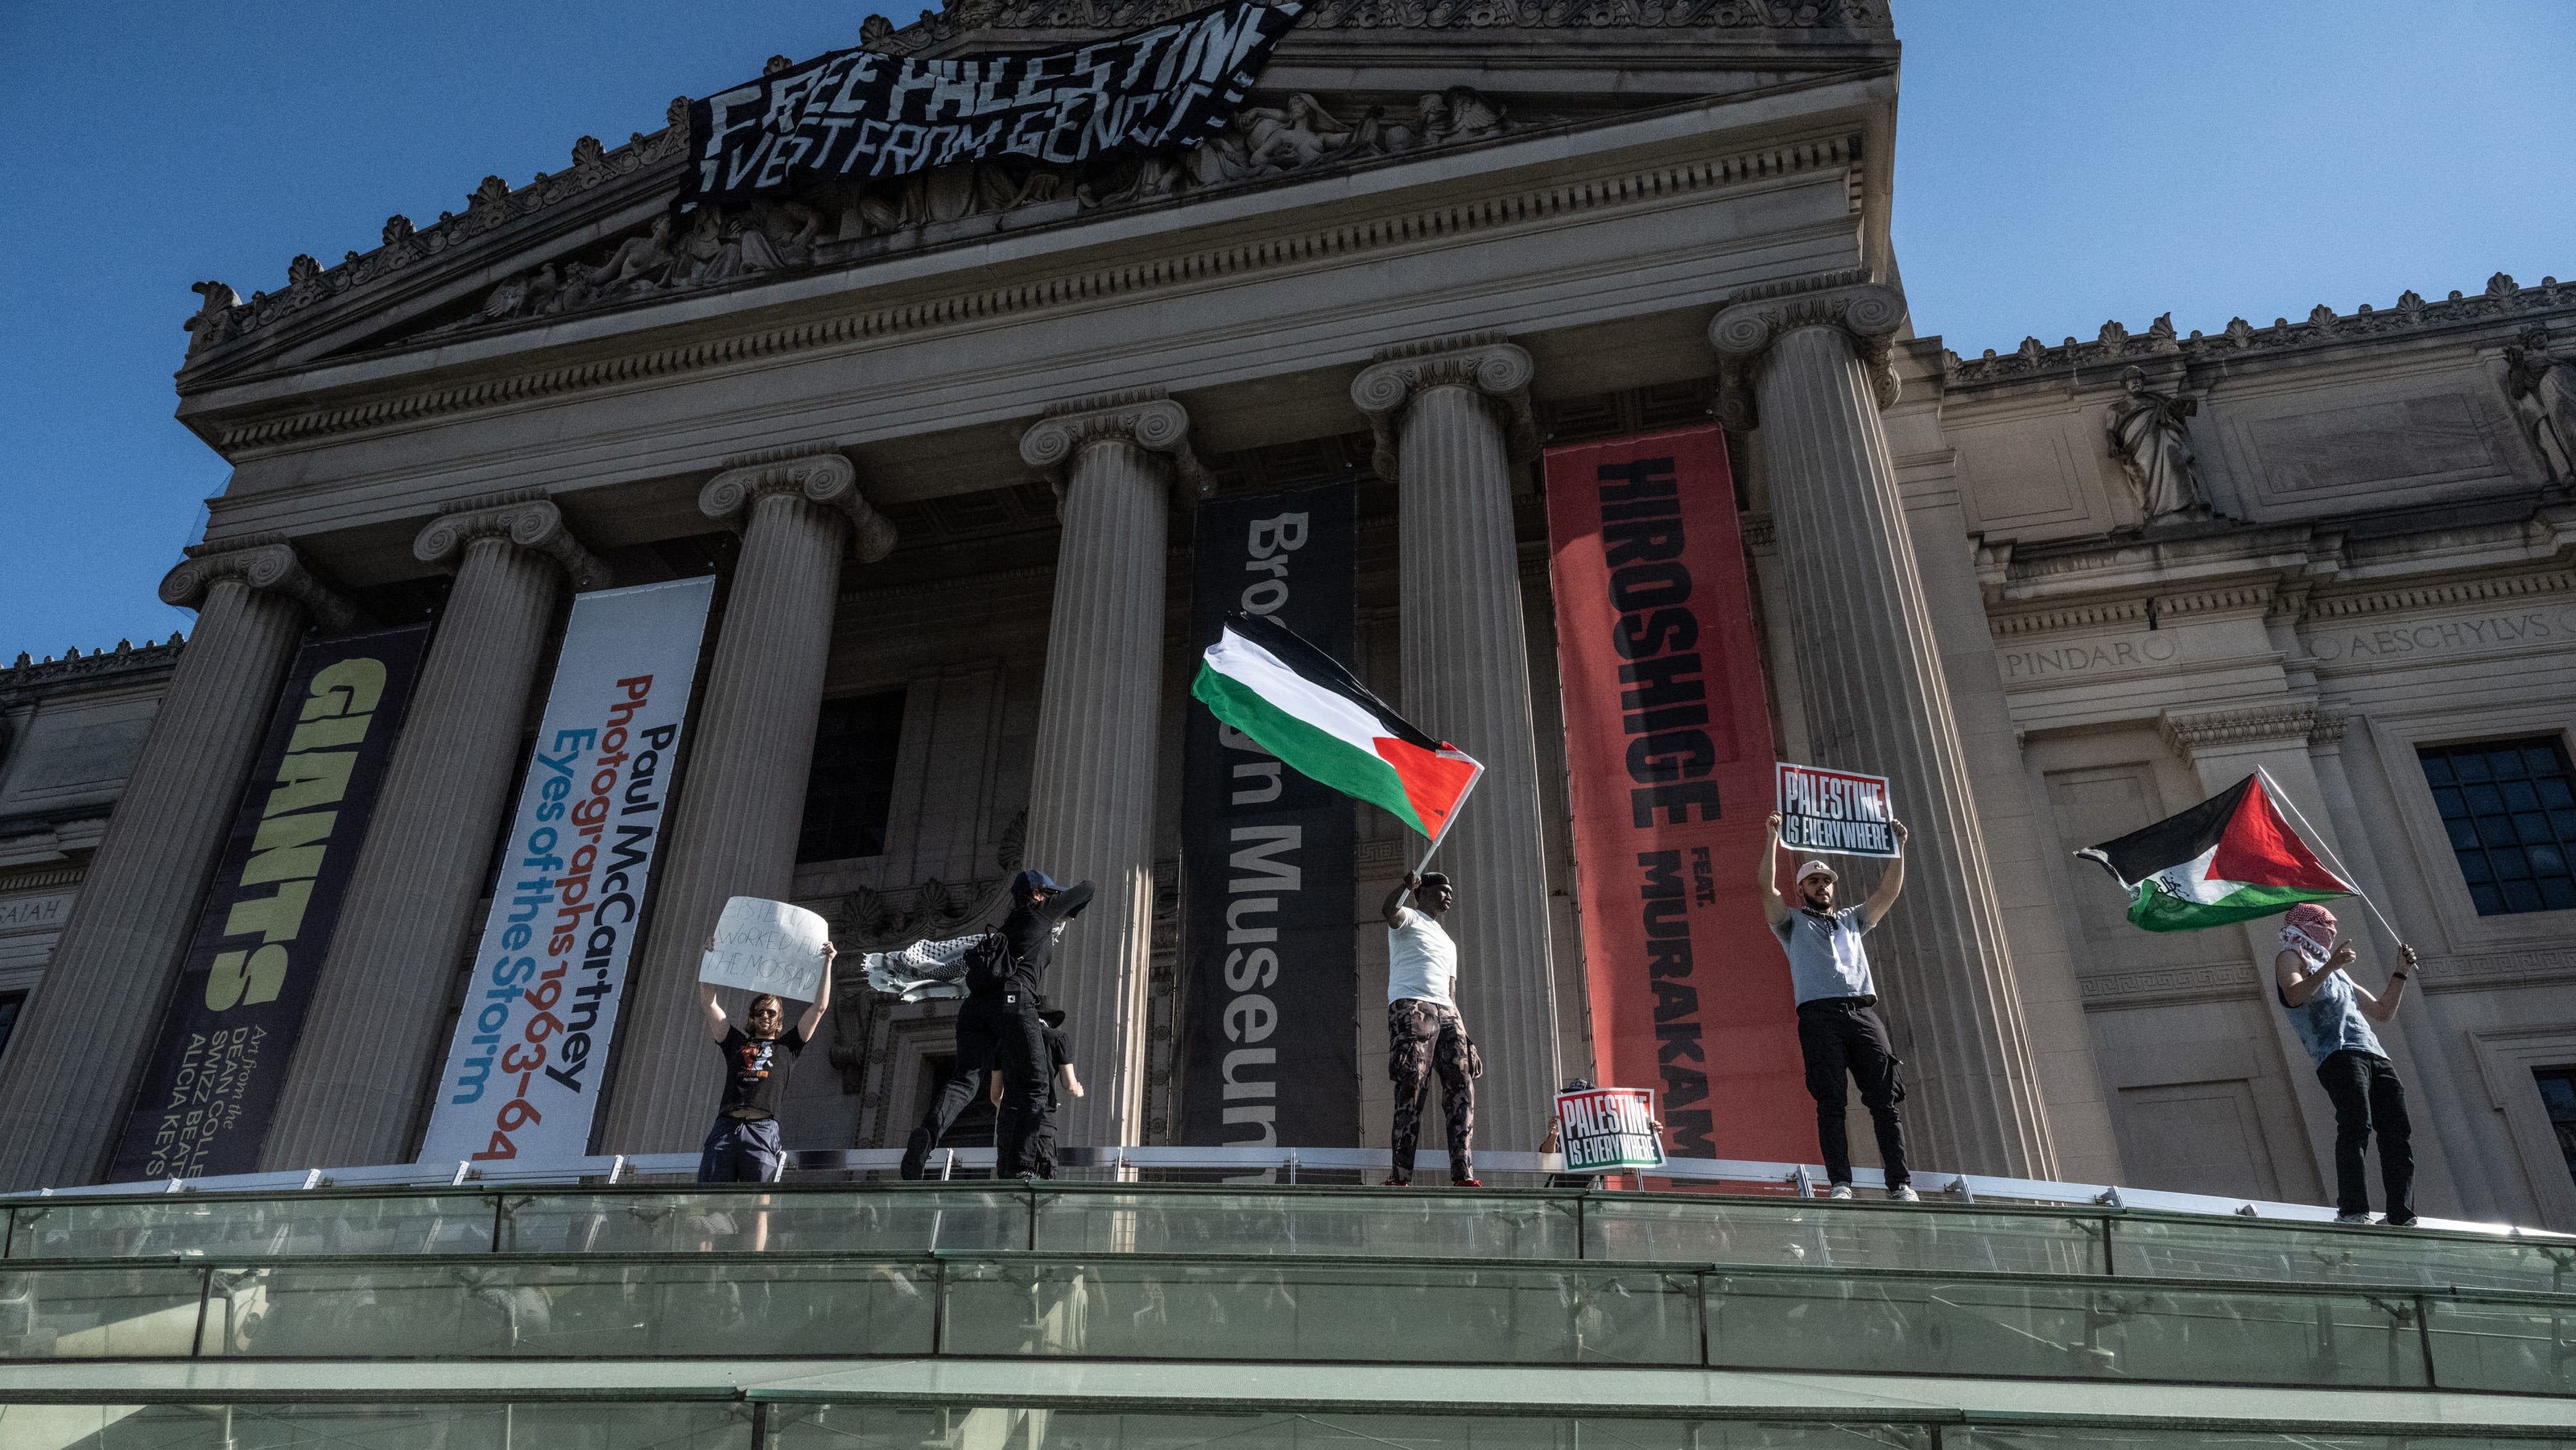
[1797,860,1837,883]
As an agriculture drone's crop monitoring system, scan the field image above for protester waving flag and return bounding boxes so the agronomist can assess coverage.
[1192,611,1482,845]
[2077,771,2355,932]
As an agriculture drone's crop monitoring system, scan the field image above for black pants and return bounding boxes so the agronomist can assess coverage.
[901,994,1050,1179]
[1798,998,1909,1188]
[2317,1048,2414,1221]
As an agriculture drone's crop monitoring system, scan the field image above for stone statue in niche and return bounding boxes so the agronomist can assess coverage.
[2503,325,2576,487]
[2104,366,2208,522]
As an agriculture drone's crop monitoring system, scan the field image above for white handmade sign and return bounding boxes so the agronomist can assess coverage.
[699,896,831,1001]
[1554,1086,1664,1172]
[1775,761,1898,858]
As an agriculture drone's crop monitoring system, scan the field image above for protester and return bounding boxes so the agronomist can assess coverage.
[988,1007,1084,1178]
[2273,903,2421,1225]
[1761,811,1916,1202]
[900,869,1094,1180]
[696,943,833,1186]
[1378,870,1479,1188]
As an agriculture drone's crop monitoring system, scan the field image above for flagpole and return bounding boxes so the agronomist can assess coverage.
[2255,763,2407,947]
[1410,762,1484,878]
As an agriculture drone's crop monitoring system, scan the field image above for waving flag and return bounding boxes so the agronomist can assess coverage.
[1191,611,1481,843]
[2077,772,2354,932]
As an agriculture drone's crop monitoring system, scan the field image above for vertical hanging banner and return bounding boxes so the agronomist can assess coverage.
[107,624,431,1182]
[1543,426,1808,1162]
[1180,483,1358,1149]
[416,577,716,1167]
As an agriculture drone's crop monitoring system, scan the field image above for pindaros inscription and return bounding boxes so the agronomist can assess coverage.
[2000,634,2179,682]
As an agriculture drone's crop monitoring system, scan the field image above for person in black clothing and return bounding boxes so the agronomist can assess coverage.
[899,868,1095,1179]
[989,1008,1086,1178]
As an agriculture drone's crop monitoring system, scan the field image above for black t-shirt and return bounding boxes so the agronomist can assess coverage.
[989,881,1096,996]
[716,1026,807,1119]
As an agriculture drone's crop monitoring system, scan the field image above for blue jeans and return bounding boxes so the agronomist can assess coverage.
[697,1114,785,1184]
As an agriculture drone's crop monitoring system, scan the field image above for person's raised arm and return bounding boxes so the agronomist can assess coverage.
[1758,815,1789,927]
[2357,944,2419,1023]
[798,943,836,1042]
[700,980,729,1042]
[1043,881,1096,923]
[2276,939,2355,1007]
[1859,820,1909,927]
[1381,871,1421,928]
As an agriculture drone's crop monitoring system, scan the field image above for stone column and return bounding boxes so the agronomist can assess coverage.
[0,539,353,1189]
[1352,335,1562,1151]
[260,494,608,1171]
[594,452,894,1152]
[1711,275,2058,1179]
[1019,390,1208,1149]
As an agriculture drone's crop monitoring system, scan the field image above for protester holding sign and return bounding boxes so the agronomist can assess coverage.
[696,938,834,1188]
[1761,810,1917,1202]
[2273,903,2422,1225]
[1378,870,1480,1188]
[899,869,1095,1180]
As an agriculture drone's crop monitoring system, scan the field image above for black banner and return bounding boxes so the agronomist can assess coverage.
[1180,483,1357,1150]
[683,0,1304,208]
[107,625,431,1181]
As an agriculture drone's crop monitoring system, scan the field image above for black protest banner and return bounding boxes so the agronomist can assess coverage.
[684,0,1305,209]
[1180,483,1356,1151]
[106,624,431,1182]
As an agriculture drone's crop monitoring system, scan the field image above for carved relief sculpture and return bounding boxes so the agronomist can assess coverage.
[2105,366,2208,523]
[2503,325,2576,487]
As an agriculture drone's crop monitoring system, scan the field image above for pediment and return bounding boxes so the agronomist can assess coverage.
[173,0,1891,403]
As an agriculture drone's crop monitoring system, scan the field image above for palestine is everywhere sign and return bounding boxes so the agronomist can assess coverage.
[684,0,1306,209]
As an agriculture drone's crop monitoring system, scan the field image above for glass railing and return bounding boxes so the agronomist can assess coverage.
[4,1402,2569,1450]
[2111,1214,2576,1295]
[4,1251,2569,1396]
[1584,1196,2108,1274]
[1032,1186,1581,1258]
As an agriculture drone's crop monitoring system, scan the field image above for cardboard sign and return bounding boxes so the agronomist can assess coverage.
[699,896,831,1001]
[1554,1087,1665,1172]
[1775,762,1897,857]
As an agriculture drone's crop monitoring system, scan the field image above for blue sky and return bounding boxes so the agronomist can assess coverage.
[2,2,2570,657]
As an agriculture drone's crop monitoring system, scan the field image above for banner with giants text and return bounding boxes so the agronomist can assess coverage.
[416,577,715,1167]
[1179,482,1359,1150]
[108,624,431,1182]
[1542,427,1808,1161]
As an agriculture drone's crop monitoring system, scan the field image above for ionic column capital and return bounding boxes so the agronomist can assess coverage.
[699,448,897,563]
[1708,271,1909,421]
[413,490,612,590]
[158,535,358,632]
[1020,388,1212,498]
[1350,333,1537,483]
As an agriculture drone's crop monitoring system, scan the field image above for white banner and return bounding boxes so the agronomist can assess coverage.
[1774,761,1897,858]
[416,577,716,1166]
[698,895,829,1001]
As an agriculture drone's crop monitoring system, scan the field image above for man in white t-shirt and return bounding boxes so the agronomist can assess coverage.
[1378,870,1480,1187]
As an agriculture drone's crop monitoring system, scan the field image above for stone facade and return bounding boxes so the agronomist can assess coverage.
[4,2,2571,1225]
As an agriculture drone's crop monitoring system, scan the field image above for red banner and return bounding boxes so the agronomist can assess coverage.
[1543,426,1808,1161]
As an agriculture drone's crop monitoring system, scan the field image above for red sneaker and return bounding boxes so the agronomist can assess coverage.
[1455,1177,1484,1188]
[1385,1175,1411,1188]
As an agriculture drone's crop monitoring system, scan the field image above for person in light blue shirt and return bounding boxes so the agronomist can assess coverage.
[1761,811,1912,1202]
[2274,902,2420,1225]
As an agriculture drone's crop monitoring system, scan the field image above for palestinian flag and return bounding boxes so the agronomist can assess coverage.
[2077,772,2353,932]
[1192,611,1483,843]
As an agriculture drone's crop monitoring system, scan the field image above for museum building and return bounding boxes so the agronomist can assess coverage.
[1,0,2574,1238]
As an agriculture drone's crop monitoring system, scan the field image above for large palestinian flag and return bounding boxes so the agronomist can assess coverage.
[2077,772,2353,932]
[1192,611,1482,844]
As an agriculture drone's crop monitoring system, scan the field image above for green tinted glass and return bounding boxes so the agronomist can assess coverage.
[1034,1189,1579,1258]
[1587,1199,2104,1274]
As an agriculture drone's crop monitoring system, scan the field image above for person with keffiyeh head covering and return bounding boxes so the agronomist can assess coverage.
[2273,902,2422,1225]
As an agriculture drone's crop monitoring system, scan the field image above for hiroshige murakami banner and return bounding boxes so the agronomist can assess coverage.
[108,624,431,1182]
[416,577,715,1167]
[1542,426,1808,1162]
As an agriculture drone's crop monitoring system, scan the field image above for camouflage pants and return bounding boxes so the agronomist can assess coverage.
[1388,998,1474,1181]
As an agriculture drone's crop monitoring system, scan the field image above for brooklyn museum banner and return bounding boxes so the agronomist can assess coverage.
[683,0,1305,208]
[108,624,432,1182]
[1180,482,1359,1150]
[417,577,716,1166]
[1542,427,1807,1161]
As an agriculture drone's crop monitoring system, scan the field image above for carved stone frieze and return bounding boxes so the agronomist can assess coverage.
[2157,700,2318,758]
[157,535,359,632]
[414,491,612,590]
[1707,270,1906,422]
[1350,331,1537,482]
[698,449,898,563]
[1949,273,2573,386]
[1021,388,1213,496]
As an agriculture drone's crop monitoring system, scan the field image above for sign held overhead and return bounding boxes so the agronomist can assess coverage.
[1775,762,1897,857]
[699,896,832,1002]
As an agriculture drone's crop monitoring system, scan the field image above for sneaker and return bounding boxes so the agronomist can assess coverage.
[2334,1211,2371,1224]
[1889,1185,1919,1204]
[1454,1177,1484,1188]
[1827,1184,1854,1200]
[2384,1213,2418,1228]
[1385,1175,1411,1188]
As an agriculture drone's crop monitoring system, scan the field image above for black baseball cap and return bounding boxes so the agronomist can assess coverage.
[1012,869,1059,899]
